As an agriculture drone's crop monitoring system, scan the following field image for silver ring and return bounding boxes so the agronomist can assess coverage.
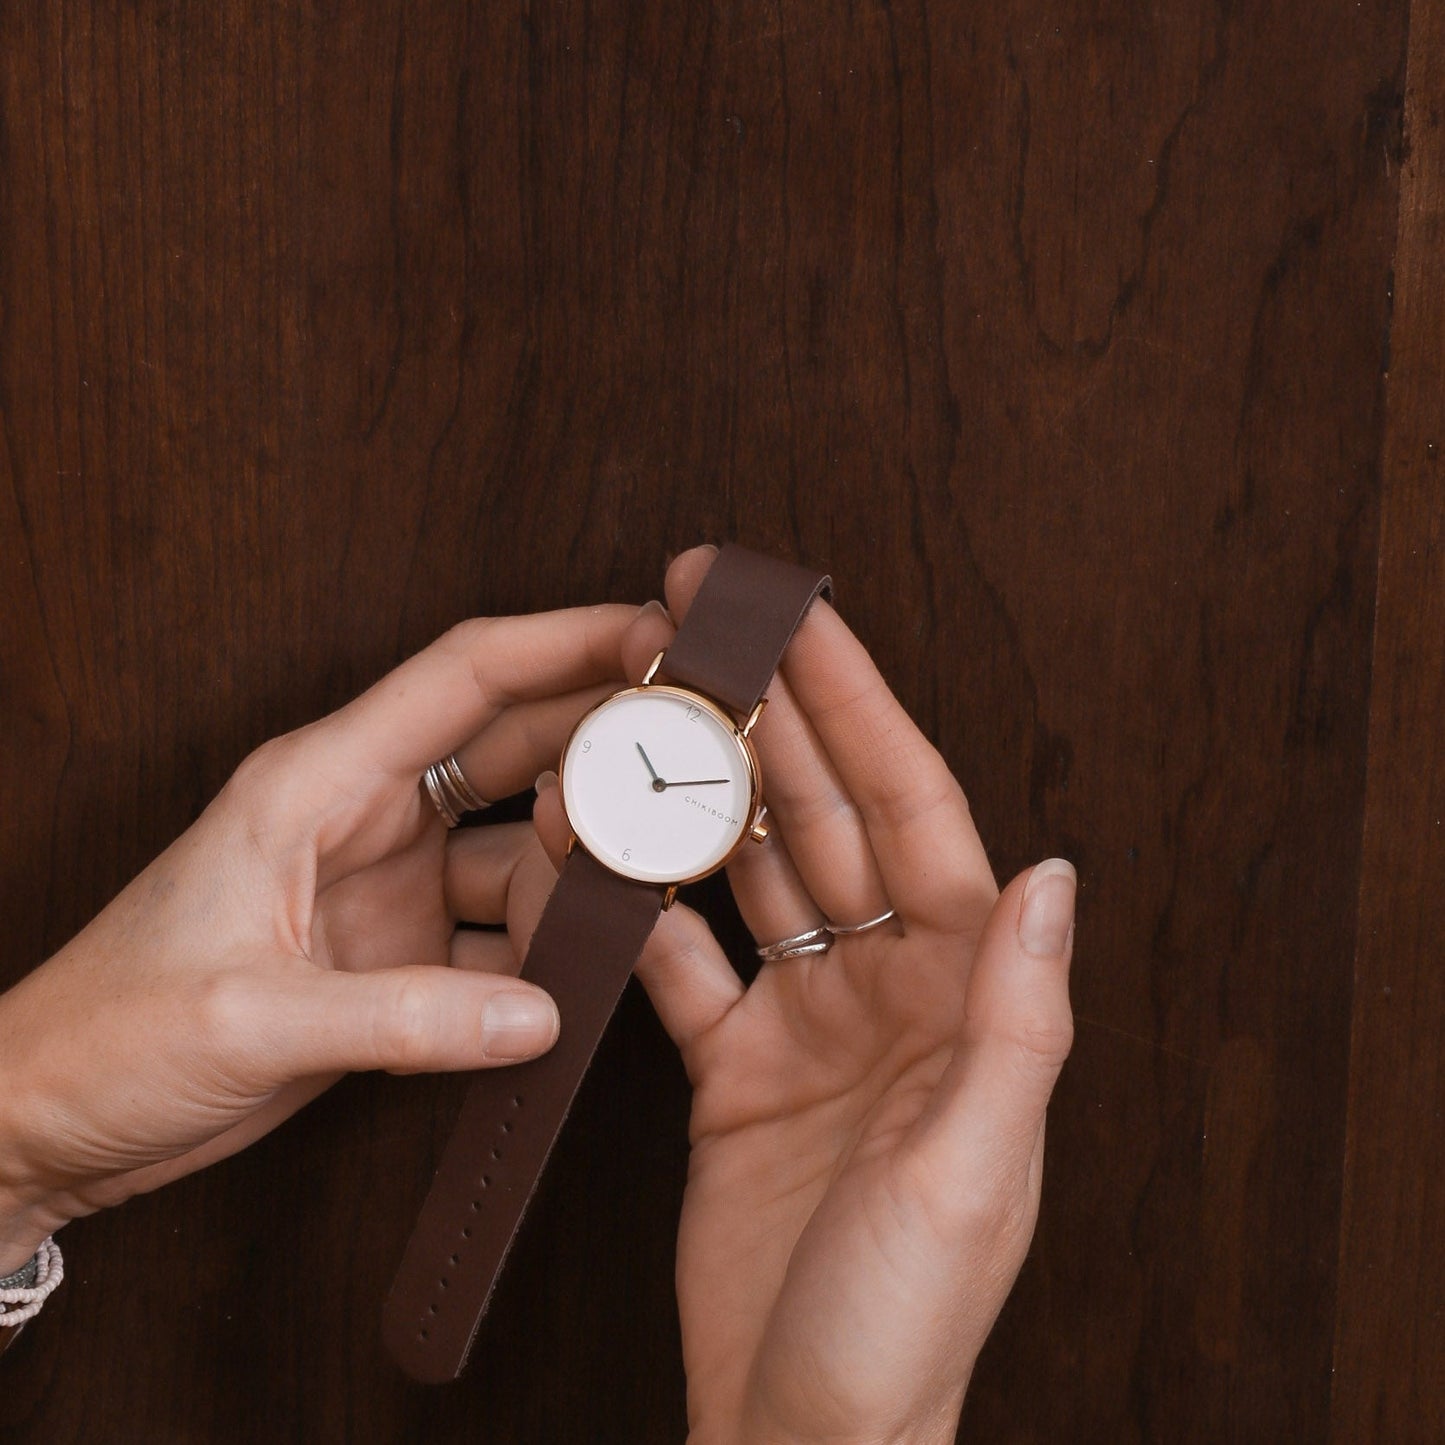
[422,754,490,828]
[755,924,834,962]
[828,907,897,936]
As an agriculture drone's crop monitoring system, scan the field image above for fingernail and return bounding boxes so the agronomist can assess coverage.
[663,543,717,571]
[1019,859,1076,957]
[482,989,560,1062]
[638,599,668,619]
[534,769,558,793]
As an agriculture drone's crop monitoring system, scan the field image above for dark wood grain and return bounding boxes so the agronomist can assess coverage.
[1331,3,1445,1437]
[0,0,1437,1439]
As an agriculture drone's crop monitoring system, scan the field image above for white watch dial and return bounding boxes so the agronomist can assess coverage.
[560,685,758,885]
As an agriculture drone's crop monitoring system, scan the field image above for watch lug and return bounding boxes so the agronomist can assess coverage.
[741,696,768,737]
[662,885,678,910]
[642,650,666,686]
[565,834,577,858]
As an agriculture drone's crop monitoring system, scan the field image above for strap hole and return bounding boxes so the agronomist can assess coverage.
[511,1096,522,1108]
[419,1328,430,1341]
[440,1277,449,1289]
[462,1227,472,1239]
[449,1254,459,1266]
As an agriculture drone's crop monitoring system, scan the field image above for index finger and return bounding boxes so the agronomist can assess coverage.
[311,605,638,781]
[779,597,997,930]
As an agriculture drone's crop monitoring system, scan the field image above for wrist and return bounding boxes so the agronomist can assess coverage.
[690,1427,960,1445]
[691,1386,966,1445]
[690,1412,963,1445]
[0,1235,65,1343]
[0,1173,69,1276]
[0,1201,56,1276]
[0,1059,71,1273]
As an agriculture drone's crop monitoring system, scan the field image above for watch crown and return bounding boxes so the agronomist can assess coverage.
[749,807,770,845]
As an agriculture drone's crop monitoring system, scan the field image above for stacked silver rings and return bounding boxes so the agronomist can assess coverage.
[828,908,898,937]
[755,925,835,962]
[422,754,490,827]
[755,908,897,960]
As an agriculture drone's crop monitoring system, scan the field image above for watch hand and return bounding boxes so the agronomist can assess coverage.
[663,778,731,788]
[636,743,667,793]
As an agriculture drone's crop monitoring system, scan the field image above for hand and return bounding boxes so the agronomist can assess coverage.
[0,606,637,1274]
[538,553,1075,1443]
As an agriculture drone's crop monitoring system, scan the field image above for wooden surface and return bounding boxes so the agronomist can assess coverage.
[0,1,1438,1440]
[1331,4,1445,1438]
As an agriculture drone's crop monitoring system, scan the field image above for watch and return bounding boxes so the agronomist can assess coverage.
[382,544,831,1382]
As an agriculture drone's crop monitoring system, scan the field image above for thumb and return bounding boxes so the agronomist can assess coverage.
[283,965,561,1076]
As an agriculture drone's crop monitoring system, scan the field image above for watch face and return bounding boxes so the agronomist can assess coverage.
[560,685,760,886]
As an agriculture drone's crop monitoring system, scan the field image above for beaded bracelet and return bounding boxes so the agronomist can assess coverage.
[0,1238,63,1329]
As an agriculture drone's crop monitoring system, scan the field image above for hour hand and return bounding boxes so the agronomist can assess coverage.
[635,743,667,792]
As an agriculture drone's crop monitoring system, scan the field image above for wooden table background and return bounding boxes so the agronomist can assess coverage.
[2,1,1441,1440]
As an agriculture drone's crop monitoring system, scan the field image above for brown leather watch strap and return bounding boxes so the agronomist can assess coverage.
[385,545,829,1383]
[661,545,832,717]
[383,848,664,1382]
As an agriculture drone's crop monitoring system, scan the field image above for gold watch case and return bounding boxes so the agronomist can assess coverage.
[557,652,770,906]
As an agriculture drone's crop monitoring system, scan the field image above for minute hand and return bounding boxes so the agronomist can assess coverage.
[664,778,731,788]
